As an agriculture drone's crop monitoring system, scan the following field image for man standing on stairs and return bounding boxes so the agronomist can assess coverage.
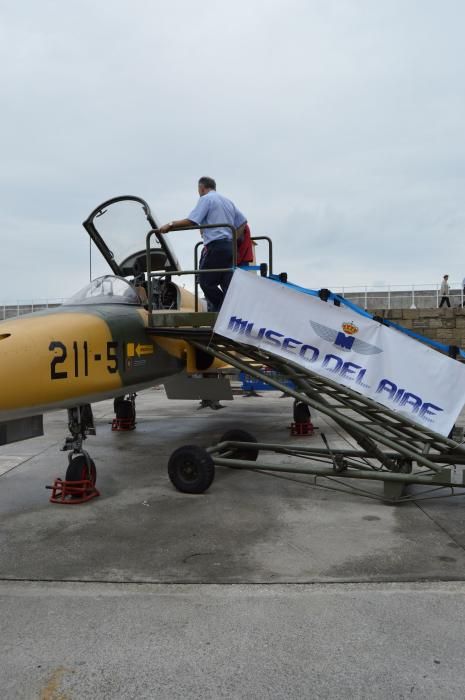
[159,177,247,312]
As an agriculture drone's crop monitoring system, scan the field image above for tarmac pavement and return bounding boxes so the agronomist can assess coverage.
[1,389,465,698]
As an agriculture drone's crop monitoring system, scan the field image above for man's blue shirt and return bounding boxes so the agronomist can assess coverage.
[188,191,246,244]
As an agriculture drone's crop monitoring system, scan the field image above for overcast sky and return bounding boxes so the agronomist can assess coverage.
[1,0,465,302]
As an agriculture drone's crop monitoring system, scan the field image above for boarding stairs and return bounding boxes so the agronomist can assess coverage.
[148,309,465,502]
[141,213,465,502]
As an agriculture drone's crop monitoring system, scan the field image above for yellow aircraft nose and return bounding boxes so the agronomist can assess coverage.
[0,311,122,419]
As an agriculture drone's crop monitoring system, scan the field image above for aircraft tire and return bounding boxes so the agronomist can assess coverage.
[219,429,259,462]
[168,445,215,494]
[293,400,311,424]
[65,455,97,485]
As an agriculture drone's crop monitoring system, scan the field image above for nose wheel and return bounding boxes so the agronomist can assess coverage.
[65,453,97,485]
[47,405,100,504]
[47,451,99,504]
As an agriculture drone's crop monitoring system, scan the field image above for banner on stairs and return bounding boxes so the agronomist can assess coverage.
[215,269,465,436]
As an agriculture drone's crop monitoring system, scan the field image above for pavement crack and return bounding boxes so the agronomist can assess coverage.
[182,552,213,563]
[2,576,465,585]
[413,500,465,554]
[0,441,61,480]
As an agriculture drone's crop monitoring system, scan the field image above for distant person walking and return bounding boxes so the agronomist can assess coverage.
[462,275,465,306]
[439,274,451,308]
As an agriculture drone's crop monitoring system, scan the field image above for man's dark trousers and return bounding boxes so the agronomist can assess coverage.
[199,239,233,312]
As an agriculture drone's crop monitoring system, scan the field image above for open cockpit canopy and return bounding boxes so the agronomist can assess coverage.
[65,275,141,306]
[82,195,180,277]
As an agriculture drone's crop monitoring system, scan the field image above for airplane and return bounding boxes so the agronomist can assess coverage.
[0,195,239,494]
[3,195,465,507]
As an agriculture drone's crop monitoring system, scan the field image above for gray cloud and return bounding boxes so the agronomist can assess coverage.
[1,0,465,300]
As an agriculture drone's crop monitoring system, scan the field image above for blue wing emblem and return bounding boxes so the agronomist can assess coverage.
[351,337,382,355]
[310,321,338,343]
[310,320,382,355]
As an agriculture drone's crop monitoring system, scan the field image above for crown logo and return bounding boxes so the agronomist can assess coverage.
[342,322,359,335]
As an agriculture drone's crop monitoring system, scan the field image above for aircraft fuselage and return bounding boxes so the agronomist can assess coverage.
[0,304,185,421]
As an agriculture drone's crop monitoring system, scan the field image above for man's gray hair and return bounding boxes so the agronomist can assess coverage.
[198,176,216,190]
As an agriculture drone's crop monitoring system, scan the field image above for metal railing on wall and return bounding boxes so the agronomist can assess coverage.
[0,299,64,320]
[1,282,463,317]
[332,283,464,310]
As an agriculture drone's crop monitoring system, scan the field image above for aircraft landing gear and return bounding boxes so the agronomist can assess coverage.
[290,400,315,436]
[112,394,137,430]
[196,399,225,411]
[47,405,99,504]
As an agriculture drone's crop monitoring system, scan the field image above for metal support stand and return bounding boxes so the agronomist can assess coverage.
[47,477,100,504]
[290,421,314,436]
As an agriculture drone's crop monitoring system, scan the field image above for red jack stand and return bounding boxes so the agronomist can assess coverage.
[47,478,100,504]
[290,420,315,437]
[111,416,136,431]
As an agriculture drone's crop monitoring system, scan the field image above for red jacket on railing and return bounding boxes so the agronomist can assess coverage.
[237,223,254,265]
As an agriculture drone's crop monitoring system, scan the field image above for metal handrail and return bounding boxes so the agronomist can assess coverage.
[251,236,273,276]
[194,241,203,312]
[193,234,274,312]
[145,223,236,323]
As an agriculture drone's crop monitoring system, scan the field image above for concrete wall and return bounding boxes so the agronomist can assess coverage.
[374,307,465,349]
